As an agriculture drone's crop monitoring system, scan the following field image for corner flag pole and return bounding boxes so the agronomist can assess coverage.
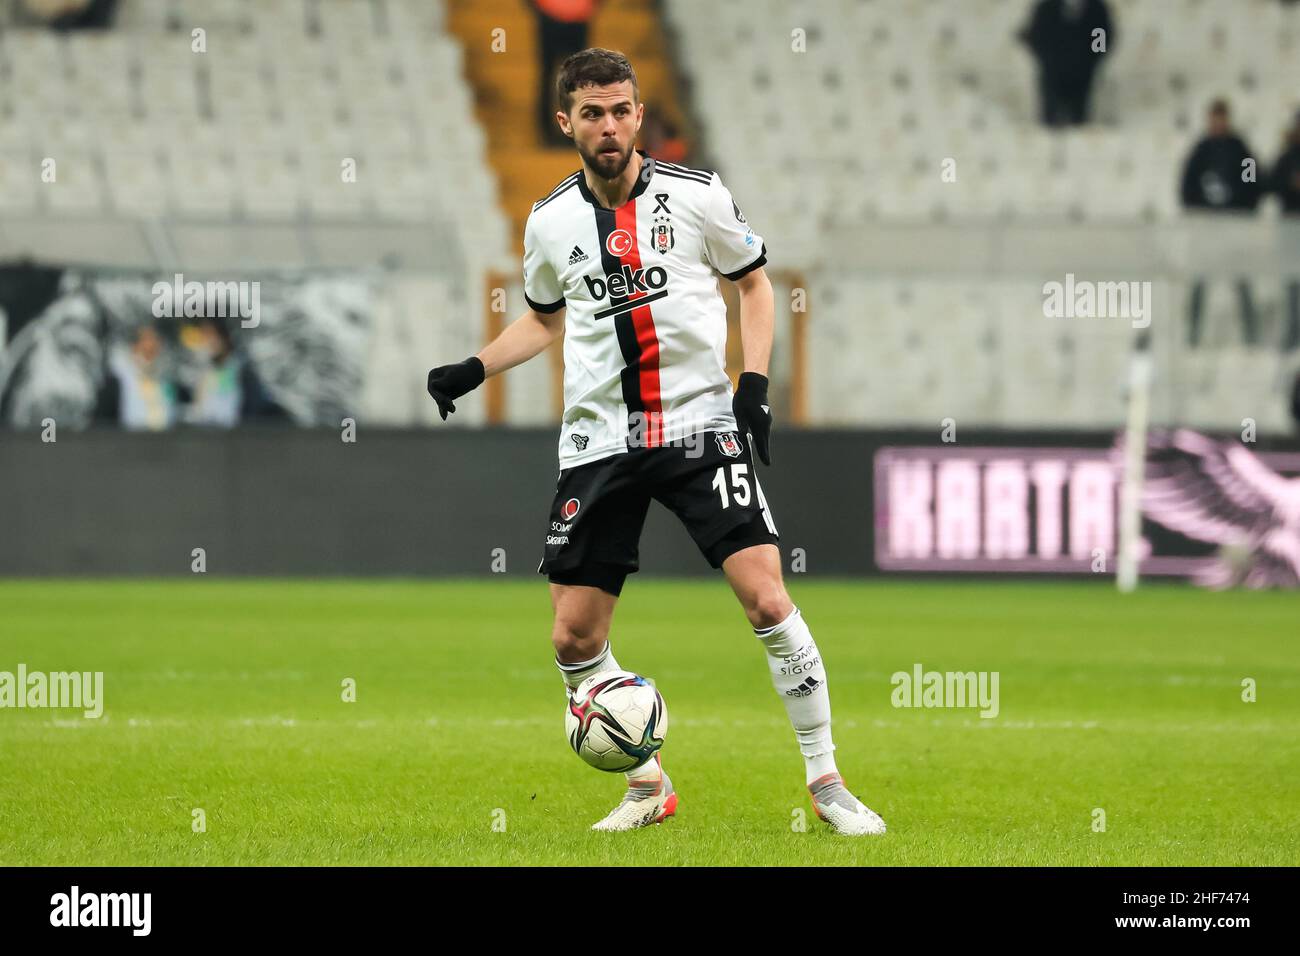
[1116,329,1152,593]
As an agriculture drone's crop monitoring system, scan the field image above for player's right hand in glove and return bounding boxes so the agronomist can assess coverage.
[426,356,485,420]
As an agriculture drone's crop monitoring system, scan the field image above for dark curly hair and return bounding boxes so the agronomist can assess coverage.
[555,48,638,114]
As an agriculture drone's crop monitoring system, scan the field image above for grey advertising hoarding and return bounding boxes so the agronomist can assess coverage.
[2,427,1297,585]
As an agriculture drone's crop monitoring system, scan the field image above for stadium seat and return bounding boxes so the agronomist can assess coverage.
[663,0,1299,431]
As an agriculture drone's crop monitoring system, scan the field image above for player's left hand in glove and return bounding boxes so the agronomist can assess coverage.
[426,356,485,420]
[733,371,772,465]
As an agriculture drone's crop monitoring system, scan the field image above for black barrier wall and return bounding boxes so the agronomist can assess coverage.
[3,427,1296,578]
[0,427,888,577]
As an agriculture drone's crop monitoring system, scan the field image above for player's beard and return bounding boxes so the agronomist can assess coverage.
[577,137,634,181]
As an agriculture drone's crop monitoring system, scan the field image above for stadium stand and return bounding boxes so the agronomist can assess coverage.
[1,0,1298,435]
[446,0,689,251]
[664,0,1300,435]
[0,1,505,242]
[0,0,512,427]
[667,0,1299,228]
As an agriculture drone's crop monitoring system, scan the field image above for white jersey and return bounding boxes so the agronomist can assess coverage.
[522,150,767,469]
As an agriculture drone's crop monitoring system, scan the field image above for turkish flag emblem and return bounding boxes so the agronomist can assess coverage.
[605,229,633,257]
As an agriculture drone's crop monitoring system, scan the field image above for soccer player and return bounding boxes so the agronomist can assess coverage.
[426,49,885,835]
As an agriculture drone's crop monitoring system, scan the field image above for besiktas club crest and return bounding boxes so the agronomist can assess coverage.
[715,432,743,458]
[650,216,675,255]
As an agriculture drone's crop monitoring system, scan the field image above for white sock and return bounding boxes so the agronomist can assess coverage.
[556,640,621,692]
[754,606,841,785]
[556,642,661,788]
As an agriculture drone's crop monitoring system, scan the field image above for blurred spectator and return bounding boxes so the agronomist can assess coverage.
[1271,111,1300,213]
[16,0,117,30]
[532,0,600,148]
[180,319,243,427]
[1182,101,1263,210]
[1270,111,1300,349]
[100,324,177,431]
[1292,370,1300,431]
[640,109,688,164]
[1180,100,1263,347]
[1019,0,1114,127]
[179,318,284,427]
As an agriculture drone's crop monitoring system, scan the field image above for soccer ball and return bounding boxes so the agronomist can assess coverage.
[564,670,668,772]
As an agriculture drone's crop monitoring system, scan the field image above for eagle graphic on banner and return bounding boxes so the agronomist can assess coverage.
[1142,429,1300,588]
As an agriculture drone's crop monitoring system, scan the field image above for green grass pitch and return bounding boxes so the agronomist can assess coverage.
[1,578,1296,866]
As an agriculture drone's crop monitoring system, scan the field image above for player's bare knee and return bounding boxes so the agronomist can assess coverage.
[748,585,794,630]
[551,616,608,663]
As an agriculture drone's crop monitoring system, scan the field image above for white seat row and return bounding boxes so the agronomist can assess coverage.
[667,0,1300,245]
[0,2,508,268]
[805,277,1295,430]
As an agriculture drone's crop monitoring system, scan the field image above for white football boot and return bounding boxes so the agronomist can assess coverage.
[808,773,887,836]
[591,754,678,832]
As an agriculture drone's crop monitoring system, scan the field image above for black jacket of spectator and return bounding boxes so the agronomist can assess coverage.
[1022,0,1114,73]
[1180,135,1263,210]
[1271,143,1300,214]
[1292,370,1300,430]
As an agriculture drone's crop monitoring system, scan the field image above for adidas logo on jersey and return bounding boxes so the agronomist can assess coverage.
[786,676,823,698]
[568,245,588,264]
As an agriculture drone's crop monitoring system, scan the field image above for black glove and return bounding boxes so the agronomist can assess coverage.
[733,371,772,466]
[426,356,485,420]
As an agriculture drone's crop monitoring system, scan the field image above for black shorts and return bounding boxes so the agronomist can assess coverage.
[539,429,780,596]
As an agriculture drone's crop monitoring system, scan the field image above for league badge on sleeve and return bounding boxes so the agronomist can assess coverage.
[715,431,743,458]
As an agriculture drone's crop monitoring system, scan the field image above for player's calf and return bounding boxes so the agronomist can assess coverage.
[550,582,618,668]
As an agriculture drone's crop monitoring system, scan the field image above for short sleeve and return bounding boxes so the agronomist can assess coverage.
[523,212,565,313]
[703,173,767,280]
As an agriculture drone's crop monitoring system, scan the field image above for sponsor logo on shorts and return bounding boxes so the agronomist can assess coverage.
[561,498,581,520]
[716,431,743,458]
